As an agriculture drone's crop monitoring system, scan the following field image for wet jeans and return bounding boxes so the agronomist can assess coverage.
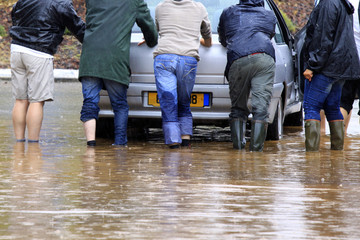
[228,53,275,121]
[303,74,344,121]
[154,54,198,145]
[80,77,129,145]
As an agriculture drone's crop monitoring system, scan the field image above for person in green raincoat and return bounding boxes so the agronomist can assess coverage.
[79,0,158,147]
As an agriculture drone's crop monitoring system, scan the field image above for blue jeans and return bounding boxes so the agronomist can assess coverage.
[303,74,344,121]
[80,77,129,145]
[154,54,198,145]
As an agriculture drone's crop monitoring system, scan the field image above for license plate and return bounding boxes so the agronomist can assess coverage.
[148,92,210,107]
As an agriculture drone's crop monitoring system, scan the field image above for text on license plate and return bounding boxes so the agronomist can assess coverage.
[148,92,210,107]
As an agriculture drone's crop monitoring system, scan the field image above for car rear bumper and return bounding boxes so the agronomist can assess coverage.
[99,82,284,124]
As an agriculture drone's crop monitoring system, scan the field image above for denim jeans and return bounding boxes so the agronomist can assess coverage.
[80,77,129,145]
[228,53,275,121]
[154,54,198,145]
[303,74,344,121]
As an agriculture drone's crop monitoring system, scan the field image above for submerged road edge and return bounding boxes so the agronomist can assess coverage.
[0,69,79,82]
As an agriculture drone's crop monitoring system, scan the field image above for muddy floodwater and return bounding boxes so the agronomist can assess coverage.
[1,81,360,239]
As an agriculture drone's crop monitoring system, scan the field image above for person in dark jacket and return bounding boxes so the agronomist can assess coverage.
[302,0,360,151]
[218,0,276,151]
[79,0,158,147]
[9,0,85,143]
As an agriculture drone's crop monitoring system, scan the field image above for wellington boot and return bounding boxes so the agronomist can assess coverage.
[329,120,344,150]
[250,120,268,152]
[305,120,320,152]
[230,118,246,150]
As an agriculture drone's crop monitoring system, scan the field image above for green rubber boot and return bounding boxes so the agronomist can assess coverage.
[305,120,320,152]
[250,120,268,152]
[329,120,344,150]
[230,118,246,150]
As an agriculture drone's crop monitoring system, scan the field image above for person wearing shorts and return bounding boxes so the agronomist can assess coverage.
[9,0,85,142]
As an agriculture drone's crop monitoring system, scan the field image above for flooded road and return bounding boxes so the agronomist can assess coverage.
[1,81,360,239]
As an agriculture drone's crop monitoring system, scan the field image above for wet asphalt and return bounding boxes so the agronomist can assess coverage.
[1,81,360,239]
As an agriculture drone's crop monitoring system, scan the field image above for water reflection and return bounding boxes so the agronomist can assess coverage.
[1,82,360,239]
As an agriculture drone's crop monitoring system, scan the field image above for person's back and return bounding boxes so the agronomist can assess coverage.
[218,0,276,77]
[10,0,85,55]
[79,0,157,85]
[153,0,212,60]
[304,0,360,81]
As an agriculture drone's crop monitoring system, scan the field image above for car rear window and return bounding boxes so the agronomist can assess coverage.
[133,0,239,34]
[133,0,286,45]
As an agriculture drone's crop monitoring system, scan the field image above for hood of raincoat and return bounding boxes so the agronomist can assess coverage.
[239,0,264,7]
[342,0,355,14]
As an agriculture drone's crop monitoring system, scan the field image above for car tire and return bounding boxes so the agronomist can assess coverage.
[266,98,283,140]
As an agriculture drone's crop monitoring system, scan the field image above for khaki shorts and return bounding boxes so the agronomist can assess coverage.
[11,52,54,102]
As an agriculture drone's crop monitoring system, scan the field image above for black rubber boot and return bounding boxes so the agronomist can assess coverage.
[230,118,246,150]
[249,120,268,152]
[329,120,344,150]
[305,120,320,152]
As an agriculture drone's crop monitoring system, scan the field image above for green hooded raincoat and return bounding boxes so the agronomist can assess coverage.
[79,0,158,86]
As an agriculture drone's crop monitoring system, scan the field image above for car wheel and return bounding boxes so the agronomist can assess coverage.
[266,98,283,140]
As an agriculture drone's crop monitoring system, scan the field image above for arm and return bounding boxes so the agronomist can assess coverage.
[11,3,17,25]
[135,0,158,48]
[61,1,86,43]
[217,11,227,47]
[303,69,314,81]
[200,5,212,47]
[200,37,212,47]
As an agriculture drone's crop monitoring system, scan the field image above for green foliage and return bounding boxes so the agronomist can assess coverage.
[64,28,71,36]
[0,25,6,37]
[280,10,296,34]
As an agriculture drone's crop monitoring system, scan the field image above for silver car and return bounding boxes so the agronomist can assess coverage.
[97,0,303,140]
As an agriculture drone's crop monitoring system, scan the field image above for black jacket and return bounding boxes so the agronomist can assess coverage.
[218,0,276,78]
[303,0,360,81]
[10,0,85,55]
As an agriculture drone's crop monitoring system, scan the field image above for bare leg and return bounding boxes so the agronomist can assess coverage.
[12,99,29,140]
[83,119,96,141]
[26,102,45,141]
[320,110,326,134]
[340,107,351,135]
[181,135,190,140]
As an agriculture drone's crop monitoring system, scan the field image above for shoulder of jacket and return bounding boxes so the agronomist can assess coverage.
[51,0,72,9]
[155,1,165,9]
[133,0,146,7]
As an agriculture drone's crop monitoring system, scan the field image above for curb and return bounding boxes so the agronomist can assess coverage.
[0,69,79,82]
